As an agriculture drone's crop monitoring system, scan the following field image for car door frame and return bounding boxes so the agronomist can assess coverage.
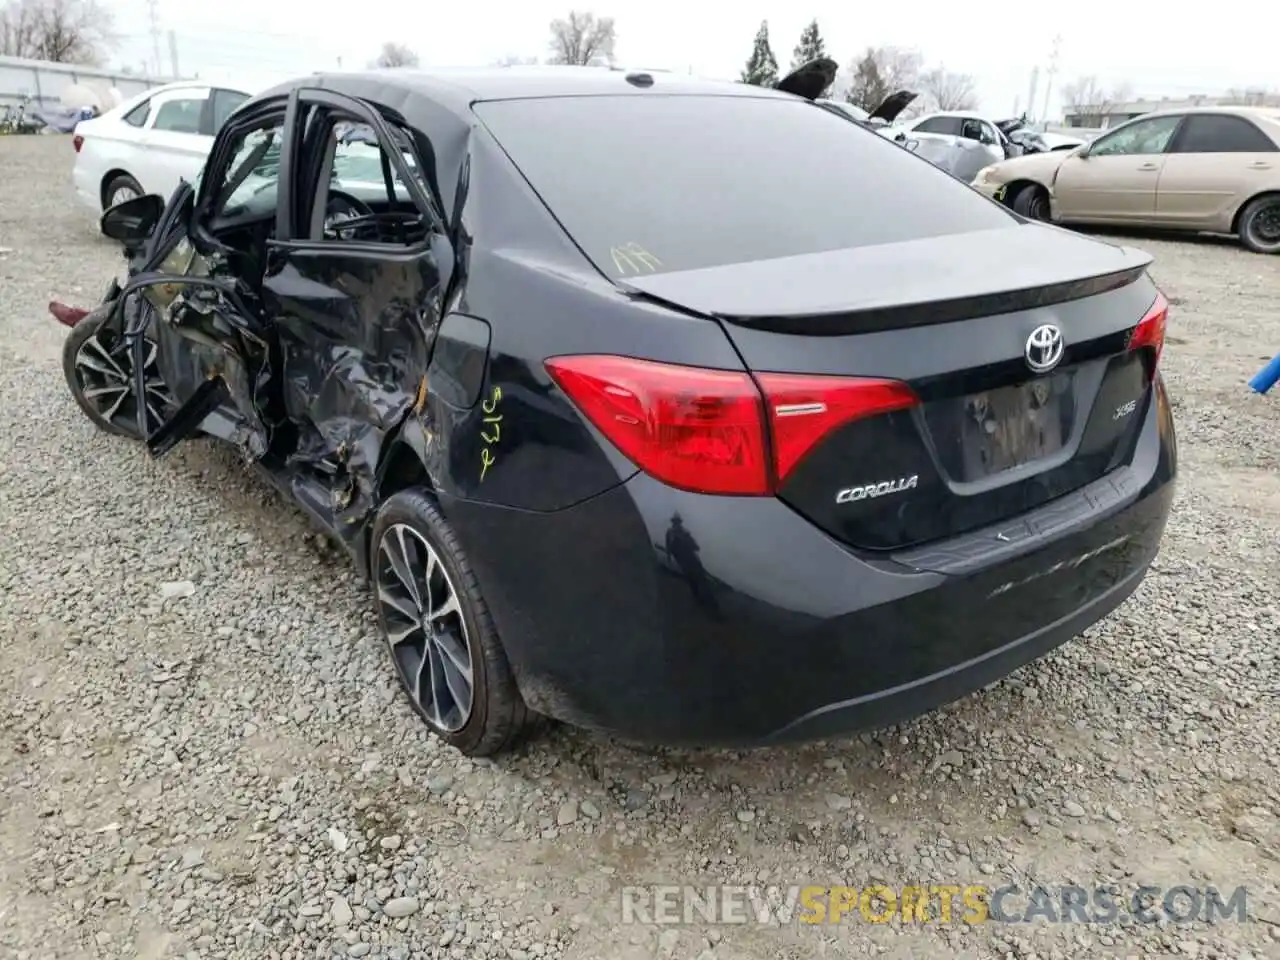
[1051,113,1186,225]
[256,86,454,528]
[1155,112,1280,230]
[191,95,292,240]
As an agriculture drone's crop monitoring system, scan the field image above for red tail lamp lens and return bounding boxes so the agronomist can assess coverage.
[755,372,920,483]
[545,355,919,495]
[73,134,84,153]
[1128,291,1168,368]
[545,355,770,495]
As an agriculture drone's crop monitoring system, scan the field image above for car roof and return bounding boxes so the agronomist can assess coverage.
[913,110,987,120]
[1130,105,1280,121]
[110,78,262,117]
[255,65,799,114]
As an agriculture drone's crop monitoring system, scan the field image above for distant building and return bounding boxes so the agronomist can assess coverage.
[1063,91,1280,129]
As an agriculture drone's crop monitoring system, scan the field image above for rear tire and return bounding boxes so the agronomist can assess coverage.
[1237,194,1280,254]
[102,173,143,211]
[1011,184,1051,221]
[370,488,539,756]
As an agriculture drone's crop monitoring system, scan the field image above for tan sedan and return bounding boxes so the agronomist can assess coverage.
[971,106,1280,253]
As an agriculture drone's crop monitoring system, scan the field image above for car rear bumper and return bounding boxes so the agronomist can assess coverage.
[72,163,99,213]
[444,378,1176,746]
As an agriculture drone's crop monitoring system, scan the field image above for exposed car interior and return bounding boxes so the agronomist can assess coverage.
[183,108,437,289]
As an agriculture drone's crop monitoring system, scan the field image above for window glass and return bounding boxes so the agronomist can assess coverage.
[330,122,426,197]
[915,116,964,135]
[311,116,435,245]
[210,89,249,134]
[214,122,285,219]
[152,96,206,134]
[122,99,150,127]
[474,95,1014,277]
[1089,115,1182,157]
[1172,115,1277,153]
[958,119,992,143]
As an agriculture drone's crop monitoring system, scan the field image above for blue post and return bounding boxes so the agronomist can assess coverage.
[1249,352,1280,394]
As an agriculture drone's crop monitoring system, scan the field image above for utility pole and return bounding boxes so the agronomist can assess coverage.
[1041,34,1062,124]
[147,0,163,77]
[1026,66,1039,123]
[167,30,179,79]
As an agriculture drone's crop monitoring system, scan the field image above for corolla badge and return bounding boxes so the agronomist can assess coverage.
[1025,323,1065,374]
[835,475,918,504]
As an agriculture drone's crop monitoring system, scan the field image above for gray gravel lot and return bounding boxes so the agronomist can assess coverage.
[2,134,1279,960]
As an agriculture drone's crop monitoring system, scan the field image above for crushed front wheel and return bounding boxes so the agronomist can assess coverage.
[62,306,176,439]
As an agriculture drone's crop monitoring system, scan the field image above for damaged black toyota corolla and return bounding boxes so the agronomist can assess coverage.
[53,64,1177,756]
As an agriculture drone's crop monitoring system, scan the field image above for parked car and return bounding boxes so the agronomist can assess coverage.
[996,117,1087,155]
[72,80,255,214]
[882,110,1026,181]
[972,106,1280,254]
[1007,129,1082,154]
[53,64,1176,756]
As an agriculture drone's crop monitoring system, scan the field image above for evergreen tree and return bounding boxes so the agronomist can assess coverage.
[791,19,826,71]
[847,50,889,111]
[741,20,779,87]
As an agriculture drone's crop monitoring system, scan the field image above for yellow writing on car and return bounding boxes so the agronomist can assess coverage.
[610,242,662,275]
[479,385,503,482]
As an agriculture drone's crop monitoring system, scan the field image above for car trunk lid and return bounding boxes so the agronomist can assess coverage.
[868,90,918,123]
[620,224,1164,551]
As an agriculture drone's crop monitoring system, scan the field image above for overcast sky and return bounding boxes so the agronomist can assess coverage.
[105,0,1278,119]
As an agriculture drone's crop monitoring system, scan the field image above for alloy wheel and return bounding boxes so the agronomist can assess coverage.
[376,523,475,732]
[72,329,175,434]
[110,185,139,207]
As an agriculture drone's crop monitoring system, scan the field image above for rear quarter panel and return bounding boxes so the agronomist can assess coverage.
[75,117,144,205]
[428,132,745,514]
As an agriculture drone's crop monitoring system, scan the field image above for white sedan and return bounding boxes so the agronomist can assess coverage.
[72,80,256,214]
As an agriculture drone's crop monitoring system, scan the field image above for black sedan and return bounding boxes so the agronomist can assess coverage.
[53,64,1177,756]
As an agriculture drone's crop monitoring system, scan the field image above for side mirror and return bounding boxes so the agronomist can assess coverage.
[100,193,165,245]
[1074,145,1091,160]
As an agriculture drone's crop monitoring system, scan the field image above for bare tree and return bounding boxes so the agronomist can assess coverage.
[372,41,419,69]
[845,46,922,111]
[0,0,114,65]
[919,66,978,112]
[1060,75,1132,125]
[547,10,615,66]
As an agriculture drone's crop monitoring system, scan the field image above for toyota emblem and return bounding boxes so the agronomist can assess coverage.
[1024,324,1065,374]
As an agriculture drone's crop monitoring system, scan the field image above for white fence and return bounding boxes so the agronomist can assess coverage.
[0,54,180,110]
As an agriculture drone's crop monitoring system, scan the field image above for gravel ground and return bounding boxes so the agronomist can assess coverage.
[2,135,1279,960]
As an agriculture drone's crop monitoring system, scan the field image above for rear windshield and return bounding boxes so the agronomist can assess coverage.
[474,94,1015,278]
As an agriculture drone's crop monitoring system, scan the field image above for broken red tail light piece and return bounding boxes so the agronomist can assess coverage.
[48,301,89,328]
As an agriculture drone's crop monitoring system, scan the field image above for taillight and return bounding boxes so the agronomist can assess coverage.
[755,373,919,483]
[544,355,918,496]
[73,134,84,153]
[545,355,770,494]
[1128,291,1168,371]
